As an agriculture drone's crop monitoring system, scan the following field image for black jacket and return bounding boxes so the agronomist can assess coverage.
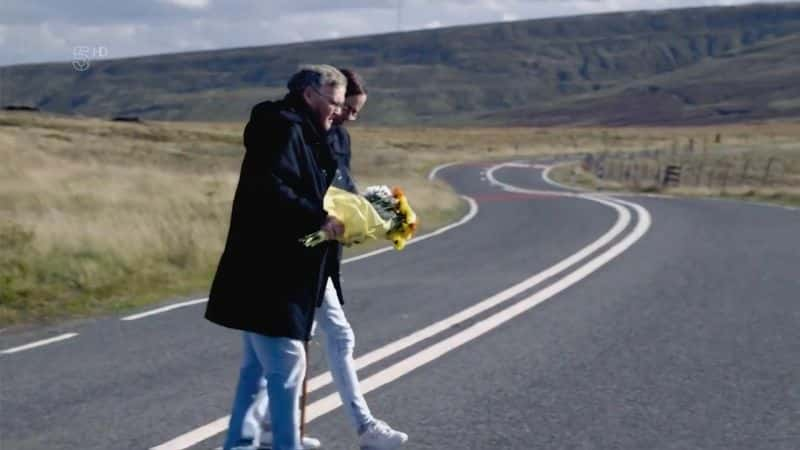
[329,126,357,194]
[326,125,358,304]
[205,95,339,341]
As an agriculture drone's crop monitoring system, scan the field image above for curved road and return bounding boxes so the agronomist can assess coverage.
[1,160,798,450]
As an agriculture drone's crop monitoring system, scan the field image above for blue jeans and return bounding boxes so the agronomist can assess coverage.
[245,278,374,439]
[223,332,306,450]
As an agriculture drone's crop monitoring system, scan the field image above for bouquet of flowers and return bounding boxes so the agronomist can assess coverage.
[301,185,418,250]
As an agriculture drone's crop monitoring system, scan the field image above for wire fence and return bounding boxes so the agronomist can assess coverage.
[579,144,795,193]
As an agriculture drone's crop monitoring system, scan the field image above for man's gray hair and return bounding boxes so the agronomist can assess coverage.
[287,65,346,93]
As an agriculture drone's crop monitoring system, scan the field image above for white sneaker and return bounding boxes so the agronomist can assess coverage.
[359,420,408,449]
[256,432,322,449]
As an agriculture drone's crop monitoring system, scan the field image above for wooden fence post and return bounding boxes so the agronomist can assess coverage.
[762,157,776,186]
[740,158,750,184]
[721,165,730,193]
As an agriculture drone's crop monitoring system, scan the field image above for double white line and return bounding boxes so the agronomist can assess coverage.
[152,162,651,450]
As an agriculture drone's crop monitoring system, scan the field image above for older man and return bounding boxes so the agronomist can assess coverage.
[205,65,347,450]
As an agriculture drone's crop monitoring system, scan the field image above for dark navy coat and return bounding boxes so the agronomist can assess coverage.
[205,95,339,341]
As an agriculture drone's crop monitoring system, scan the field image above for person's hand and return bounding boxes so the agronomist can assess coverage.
[321,216,345,241]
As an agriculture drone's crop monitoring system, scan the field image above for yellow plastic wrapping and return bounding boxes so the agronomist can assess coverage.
[300,186,419,250]
[326,186,398,245]
[301,186,393,247]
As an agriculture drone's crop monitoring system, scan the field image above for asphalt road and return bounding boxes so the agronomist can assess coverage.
[1,160,798,450]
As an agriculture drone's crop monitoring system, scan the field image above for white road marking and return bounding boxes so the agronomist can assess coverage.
[1,333,79,355]
[542,161,674,199]
[151,416,230,450]
[301,195,649,425]
[151,162,647,450]
[428,162,460,181]
[342,195,478,264]
[542,163,585,192]
[121,298,209,321]
[486,163,568,196]
[308,194,628,393]
[503,161,533,168]
[153,192,649,450]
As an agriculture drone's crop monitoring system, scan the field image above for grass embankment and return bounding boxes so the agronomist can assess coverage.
[0,112,471,326]
[545,122,800,207]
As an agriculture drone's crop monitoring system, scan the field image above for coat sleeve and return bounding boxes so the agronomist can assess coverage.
[241,112,328,237]
[342,129,358,193]
[340,128,352,169]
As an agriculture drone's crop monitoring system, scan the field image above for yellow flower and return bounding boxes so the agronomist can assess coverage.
[387,187,419,250]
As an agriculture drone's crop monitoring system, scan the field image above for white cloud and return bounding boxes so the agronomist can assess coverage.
[0,0,787,66]
[39,22,67,49]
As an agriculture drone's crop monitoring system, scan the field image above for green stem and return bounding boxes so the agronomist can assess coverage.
[300,230,330,247]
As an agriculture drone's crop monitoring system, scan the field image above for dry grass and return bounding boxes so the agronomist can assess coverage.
[0,113,467,327]
[0,116,242,325]
[546,122,800,206]
[3,111,799,326]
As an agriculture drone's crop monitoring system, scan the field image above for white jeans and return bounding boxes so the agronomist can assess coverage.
[244,278,374,441]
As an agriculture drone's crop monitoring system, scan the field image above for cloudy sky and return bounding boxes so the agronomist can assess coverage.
[0,0,790,66]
